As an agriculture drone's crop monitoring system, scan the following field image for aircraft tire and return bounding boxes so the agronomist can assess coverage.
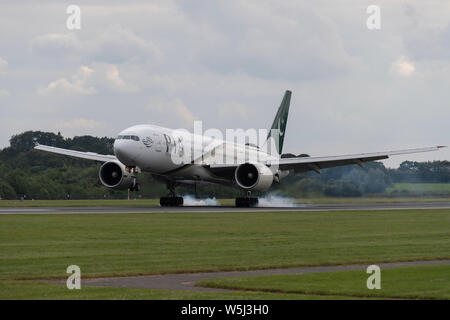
[235,197,258,207]
[160,196,184,207]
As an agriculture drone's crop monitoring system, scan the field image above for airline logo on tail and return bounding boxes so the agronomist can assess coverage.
[279,118,285,136]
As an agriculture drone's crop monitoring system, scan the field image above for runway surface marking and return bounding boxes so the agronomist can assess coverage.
[81,259,450,292]
[2,202,450,214]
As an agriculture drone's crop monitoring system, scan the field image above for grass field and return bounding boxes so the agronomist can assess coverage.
[198,265,450,299]
[1,280,348,300]
[0,208,449,299]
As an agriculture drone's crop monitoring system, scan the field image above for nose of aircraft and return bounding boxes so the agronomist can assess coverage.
[114,139,136,166]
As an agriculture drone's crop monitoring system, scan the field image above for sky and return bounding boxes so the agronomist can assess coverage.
[0,0,449,167]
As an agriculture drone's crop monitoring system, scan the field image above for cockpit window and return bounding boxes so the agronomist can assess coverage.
[116,135,140,141]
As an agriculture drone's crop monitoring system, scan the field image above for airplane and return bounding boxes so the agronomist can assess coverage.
[34,90,445,207]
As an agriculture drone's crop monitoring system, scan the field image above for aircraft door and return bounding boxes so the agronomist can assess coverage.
[153,133,163,152]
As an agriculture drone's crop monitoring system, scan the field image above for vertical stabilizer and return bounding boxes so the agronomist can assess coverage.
[265,90,291,155]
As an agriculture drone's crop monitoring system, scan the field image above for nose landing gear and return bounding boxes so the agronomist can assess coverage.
[126,167,140,196]
[129,183,140,192]
[160,181,184,207]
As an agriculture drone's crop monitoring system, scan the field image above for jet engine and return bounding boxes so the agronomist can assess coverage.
[99,161,138,190]
[234,162,273,191]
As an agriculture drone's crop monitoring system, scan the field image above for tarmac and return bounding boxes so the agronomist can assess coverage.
[81,259,450,291]
[2,201,450,214]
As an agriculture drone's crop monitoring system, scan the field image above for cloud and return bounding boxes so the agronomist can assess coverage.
[30,33,83,59]
[37,64,137,96]
[219,101,248,118]
[30,25,162,64]
[37,66,96,96]
[390,56,415,77]
[103,64,138,93]
[0,57,7,73]
[401,2,450,61]
[179,1,360,80]
[146,98,197,128]
[55,118,106,131]
[0,57,9,96]
[91,24,162,64]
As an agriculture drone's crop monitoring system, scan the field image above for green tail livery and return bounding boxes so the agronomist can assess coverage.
[266,90,291,155]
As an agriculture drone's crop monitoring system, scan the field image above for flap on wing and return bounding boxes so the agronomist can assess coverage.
[276,146,444,172]
[34,144,117,162]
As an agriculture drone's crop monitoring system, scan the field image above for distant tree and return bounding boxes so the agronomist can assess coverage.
[9,131,66,152]
[340,180,362,197]
[0,179,17,199]
[390,160,450,183]
[362,169,388,194]
[292,178,324,196]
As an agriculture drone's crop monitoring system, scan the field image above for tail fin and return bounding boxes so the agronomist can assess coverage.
[265,90,291,155]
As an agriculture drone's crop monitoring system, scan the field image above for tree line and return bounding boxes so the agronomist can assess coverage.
[0,131,448,200]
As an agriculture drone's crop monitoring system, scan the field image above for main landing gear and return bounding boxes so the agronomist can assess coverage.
[160,196,183,206]
[235,191,259,207]
[160,181,184,207]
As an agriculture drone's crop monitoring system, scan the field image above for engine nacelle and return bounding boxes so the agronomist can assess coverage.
[99,161,136,190]
[234,162,274,191]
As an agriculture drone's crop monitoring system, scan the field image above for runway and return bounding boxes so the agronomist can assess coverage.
[81,259,450,291]
[1,202,450,214]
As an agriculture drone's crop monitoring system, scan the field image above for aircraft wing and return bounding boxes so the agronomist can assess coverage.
[207,146,445,174]
[34,144,117,162]
[271,146,445,173]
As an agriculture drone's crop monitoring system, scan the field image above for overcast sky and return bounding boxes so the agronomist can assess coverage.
[0,0,449,167]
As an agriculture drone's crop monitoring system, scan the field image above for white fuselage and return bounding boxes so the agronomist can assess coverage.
[113,124,279,184]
